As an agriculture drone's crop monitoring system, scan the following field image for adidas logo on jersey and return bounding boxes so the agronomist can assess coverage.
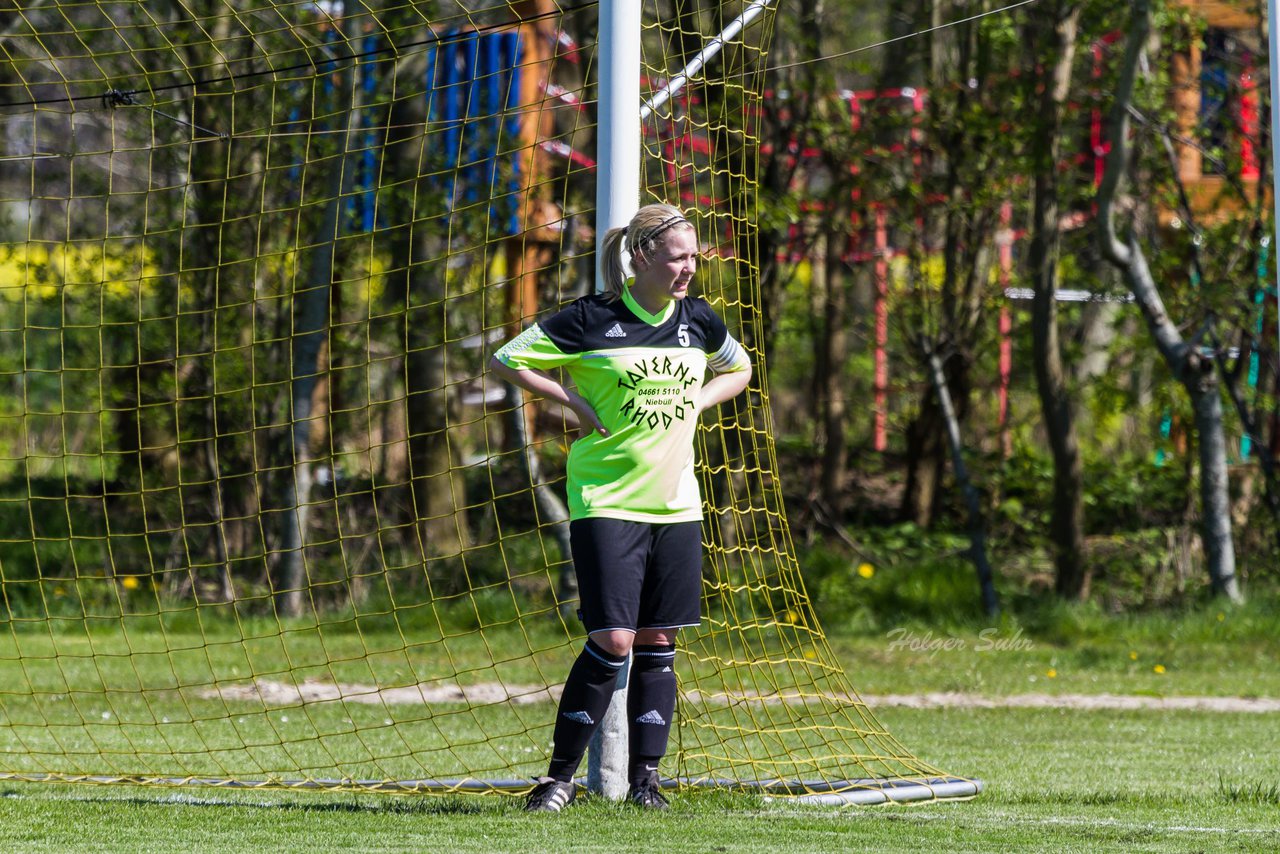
[562,710,594,725]
[635,709,666,725]
[604,322,627,338]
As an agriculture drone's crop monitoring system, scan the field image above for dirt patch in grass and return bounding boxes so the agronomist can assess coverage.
[862,691,1280,713]
[199,679,559,706]
[200,680,1280,713]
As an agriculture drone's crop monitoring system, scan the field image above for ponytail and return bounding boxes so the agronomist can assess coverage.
[600,225,630,301]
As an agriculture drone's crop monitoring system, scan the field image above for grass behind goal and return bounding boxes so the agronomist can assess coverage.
[0,0,961,797]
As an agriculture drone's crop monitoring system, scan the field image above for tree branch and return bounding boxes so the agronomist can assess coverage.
[1096,0,1150,266]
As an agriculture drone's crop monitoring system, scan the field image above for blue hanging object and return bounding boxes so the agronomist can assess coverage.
[502,32,523,237]
[288,28,530,236]
[324,28,528,234]
[1242,242,1270,458]
[1155,411,1172,467]
[359,30,379,233]
[480,31,501,213]
[440,36,463,207]
[287,106,302,187]
[460,30,481,205]
[417,29,524,235]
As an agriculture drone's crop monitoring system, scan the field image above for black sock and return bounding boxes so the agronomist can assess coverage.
[545,638,627,783]
[627,643,677,787]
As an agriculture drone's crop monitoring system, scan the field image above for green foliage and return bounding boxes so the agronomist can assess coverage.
[802,512,1280,639]
[800,524,984,634]
[996,446,1188,540]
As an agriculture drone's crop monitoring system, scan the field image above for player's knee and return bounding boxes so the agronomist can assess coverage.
[635,628,677,647]
[589,629,635,658]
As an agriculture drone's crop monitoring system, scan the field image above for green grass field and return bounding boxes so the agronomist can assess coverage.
[1,706,1277,852]
[3,600,1279,852]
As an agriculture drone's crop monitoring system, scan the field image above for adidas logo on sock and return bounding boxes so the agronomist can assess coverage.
[562,710,594,725]
[604,322,626,338]
[636,709,666,725]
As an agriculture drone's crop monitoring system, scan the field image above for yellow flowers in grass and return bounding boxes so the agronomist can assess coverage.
[1045,669,1057,679]
[120,576,141,590]
[1129,650,1168,675]
[856,563,875,579]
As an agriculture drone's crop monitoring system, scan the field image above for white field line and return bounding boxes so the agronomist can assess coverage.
[196,680,1280,713]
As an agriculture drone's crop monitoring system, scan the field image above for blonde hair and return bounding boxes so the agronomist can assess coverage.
[599,203,695,300]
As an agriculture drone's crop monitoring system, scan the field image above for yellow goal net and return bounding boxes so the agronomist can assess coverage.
[0,0,975,803]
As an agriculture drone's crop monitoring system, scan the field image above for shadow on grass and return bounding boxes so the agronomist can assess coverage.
[2,785,774,817]
[0,787,509,816]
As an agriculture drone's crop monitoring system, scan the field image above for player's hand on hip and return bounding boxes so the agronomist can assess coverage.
[569,398,609,439]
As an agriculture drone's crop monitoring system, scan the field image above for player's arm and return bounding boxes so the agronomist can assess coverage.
[700,332,752,409]
[488,357,609,438]
[699,362,751,409]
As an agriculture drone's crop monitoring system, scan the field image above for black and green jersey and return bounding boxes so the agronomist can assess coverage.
[494,285,750,523]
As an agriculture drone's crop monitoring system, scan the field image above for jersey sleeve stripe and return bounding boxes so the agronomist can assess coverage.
[494,323,544,363]
[707,334,750,373]
[494,323,574,370]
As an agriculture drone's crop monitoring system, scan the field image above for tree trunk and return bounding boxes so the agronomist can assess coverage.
[901,17,993,526]
[384,84,467,563]
[275,23,361,617]
[177,9,238,604]
[1095,0,1240,602]
[901,199,982,528]
[809,230,830,486]
[902,391,946,526]
[819,236,848,514]
[1191,381,1236,594]
[903,349,975,527]
[404,274,467,562]
[925,345,999,616]
[384,174,471,560]
[276,158,344,616]
[1073,299,1121,383]
[1027,1,1087,599]
[755,0,826,367]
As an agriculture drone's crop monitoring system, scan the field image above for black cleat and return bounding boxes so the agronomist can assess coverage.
[525,777,576,813]
[627,772,670,810]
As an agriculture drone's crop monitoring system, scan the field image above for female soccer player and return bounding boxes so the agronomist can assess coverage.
[489,203,752,812]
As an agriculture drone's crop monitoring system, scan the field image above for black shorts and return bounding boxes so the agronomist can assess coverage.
[569,517,703,634]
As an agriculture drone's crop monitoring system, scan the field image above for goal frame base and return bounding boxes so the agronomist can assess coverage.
[0,772,982,804]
